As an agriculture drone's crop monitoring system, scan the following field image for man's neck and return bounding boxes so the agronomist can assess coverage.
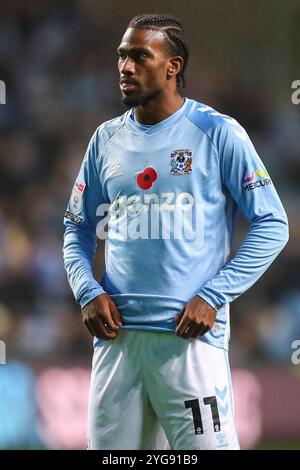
[133,91,185,125]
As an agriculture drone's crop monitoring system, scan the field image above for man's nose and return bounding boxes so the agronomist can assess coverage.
[119,57,135,75]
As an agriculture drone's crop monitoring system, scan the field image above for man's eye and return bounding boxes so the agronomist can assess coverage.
[118,52,126,60]
[134,53,147,62]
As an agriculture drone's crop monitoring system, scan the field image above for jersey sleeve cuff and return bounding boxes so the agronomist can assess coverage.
[79,286,106,309]
[196,289,222,311]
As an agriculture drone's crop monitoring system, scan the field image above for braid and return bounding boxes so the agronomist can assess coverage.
[128,14,189,88]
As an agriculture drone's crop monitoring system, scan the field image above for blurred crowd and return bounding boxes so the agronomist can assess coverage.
[0,0,300,367]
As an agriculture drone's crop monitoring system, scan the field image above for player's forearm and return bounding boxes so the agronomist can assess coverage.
[63,225,106,308]
[197,211,289,310]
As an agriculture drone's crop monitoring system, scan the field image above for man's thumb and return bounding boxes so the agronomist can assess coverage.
[175,308,185,326]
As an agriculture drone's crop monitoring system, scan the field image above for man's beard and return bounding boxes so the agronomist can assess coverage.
[121,89,161,108]
[121,93,144,107]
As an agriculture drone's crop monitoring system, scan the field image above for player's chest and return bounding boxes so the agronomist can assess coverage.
[99,129,220,202]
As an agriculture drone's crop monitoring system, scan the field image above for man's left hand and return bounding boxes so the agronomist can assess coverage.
[175,296,217,339]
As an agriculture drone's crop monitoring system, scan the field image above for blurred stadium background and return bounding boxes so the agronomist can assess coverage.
[0,0,300,450]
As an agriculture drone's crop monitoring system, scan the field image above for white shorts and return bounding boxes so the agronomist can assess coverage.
[87,329,240,450]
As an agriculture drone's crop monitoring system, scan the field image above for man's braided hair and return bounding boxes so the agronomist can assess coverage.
[128,13,189,88]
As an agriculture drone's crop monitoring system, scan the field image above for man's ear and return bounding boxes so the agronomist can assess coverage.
[167,56,184,80]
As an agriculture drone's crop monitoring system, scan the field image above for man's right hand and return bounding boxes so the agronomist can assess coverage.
[81,293,123,340]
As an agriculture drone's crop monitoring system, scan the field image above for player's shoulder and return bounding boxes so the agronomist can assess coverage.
[186,99,247,143]
[93,111,128,147]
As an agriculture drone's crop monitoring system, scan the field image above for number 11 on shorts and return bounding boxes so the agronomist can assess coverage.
[185,396,221,435]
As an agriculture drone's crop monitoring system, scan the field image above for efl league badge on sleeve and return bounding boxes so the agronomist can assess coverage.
[170,149,192,175]
[71,181,86,214]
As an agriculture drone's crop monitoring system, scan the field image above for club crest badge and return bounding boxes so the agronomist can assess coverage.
[170,149,192,175]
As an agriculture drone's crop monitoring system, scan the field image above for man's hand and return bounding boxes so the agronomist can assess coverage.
[81,293,123,340]
[175,296,217,339]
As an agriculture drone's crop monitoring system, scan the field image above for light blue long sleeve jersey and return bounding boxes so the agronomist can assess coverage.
[63,98,289,350]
